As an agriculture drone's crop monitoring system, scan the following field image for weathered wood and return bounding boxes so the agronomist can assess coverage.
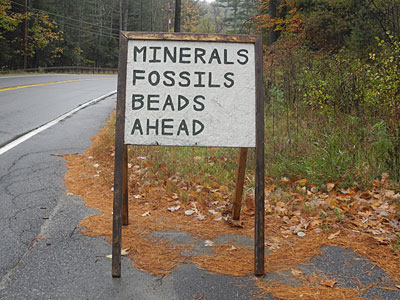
[113,31,264,278]
[112,32,128,278]
[254,36,265,276]
[122,145,129,226]
[232,148,248,221]
[122,32,258,43]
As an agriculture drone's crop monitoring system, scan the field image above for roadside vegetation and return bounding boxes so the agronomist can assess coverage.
[83,0,400,241]
[55,1,400,296]
[2,0,400,263]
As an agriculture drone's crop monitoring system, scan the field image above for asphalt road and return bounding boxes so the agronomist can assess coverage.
[0,74,399,300]
[0,74,266,300]
[0,74,116,147]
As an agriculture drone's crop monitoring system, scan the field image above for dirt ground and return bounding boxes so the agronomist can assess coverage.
[64,121,400,299]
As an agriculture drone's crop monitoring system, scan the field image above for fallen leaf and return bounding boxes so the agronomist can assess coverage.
[141,211,151,217]
[227,245,237,251]
[359,192,371,200]
[327,183,335,192]
[321,279,337,288]
[373,236,390,245]
[194,214,206,221]
[204,240,214,247]
[219,185,229,193]
[381,173,389,181]
[185,209,195,216]
[226,218,244,228]
[106,248,130,259]
[328,198,338,209]
[328,230,341,240]
[167,205,180,212]
[396,285,400,289]
[291,268,303,276]
[296,179,307,186]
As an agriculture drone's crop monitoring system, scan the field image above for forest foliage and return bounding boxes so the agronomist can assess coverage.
[1,0,399,186]
[0,0,258,70]
[256,0,400,185]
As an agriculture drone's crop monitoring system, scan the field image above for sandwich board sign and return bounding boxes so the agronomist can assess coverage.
[112,32,265,277]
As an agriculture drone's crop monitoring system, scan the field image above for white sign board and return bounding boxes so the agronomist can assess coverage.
[124,40,256,148]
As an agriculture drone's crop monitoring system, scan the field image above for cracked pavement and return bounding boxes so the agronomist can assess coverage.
[0,94,270,300]
[0,76,399,299]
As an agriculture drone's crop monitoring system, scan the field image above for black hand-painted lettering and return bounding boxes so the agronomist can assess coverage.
[163,71,176,87]
[193,95,205,111]
[194,48,206,64]
[149,46,161,63]
[179,47,191,64]
[131,119,143,135]
[147,94,160,110]
[208,72,220,88]
[178,95,189,111]
[133,46,146,62]
[161,119,174,136]
[208,49,222,64]
[223,49,234,65]
[162,95,175,111]
[224,72,235,88]
[178,71,191,87]
[164,47,177,63]
[177,120,189,136]
[146,119,159,135]
[194,72,206,87]
[237,49,249,65]
[132,69,145,85]
[148,71,160,86]
[193,120,204,136]
[132,94,144,110]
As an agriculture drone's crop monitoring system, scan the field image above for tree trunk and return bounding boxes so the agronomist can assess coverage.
[269,0,278,45]
[120,0,128,31]
[174,0,181,32]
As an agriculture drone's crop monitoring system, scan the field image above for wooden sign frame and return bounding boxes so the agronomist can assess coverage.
[112,32,265,277]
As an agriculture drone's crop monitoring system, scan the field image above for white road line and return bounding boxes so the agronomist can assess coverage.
[0,90,117,156]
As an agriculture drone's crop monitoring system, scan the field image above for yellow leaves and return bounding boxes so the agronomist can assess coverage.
[296,179,307,186]
[326,183,335,192]
[371,201,381,207]
[219,185,229,193]
[328,198,338,209]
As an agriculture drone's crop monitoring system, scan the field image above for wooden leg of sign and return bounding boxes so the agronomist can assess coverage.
[112,32,128,278]
[254,36,265,276]
[232,148,248,221]
[122,145,129,226]
[112,143,123,277]
[254,143,265,276]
